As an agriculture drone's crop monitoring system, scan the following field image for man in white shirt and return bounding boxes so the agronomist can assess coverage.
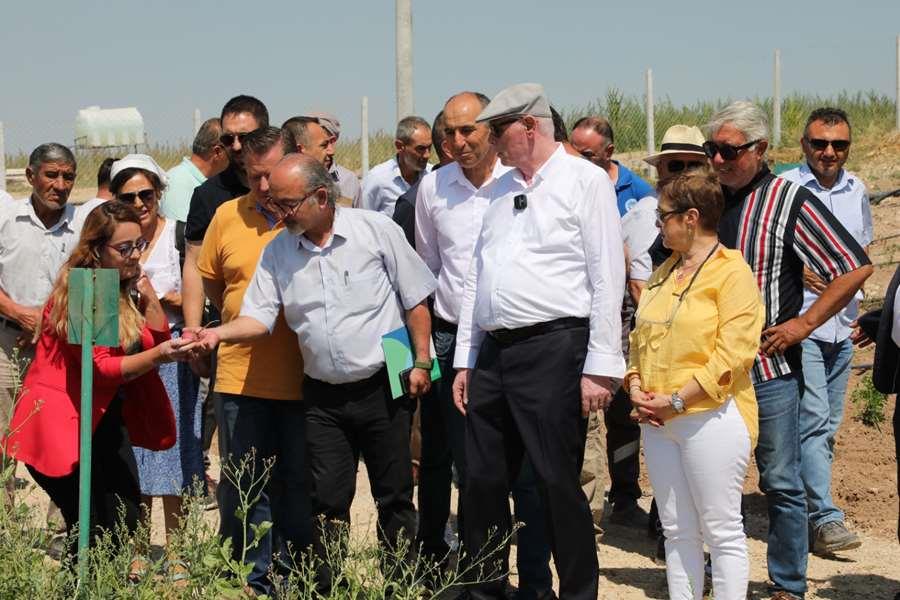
[0,143,102,497]
[780,107,872,555]
[184,154,437,591]
[452,83,625,600]
[359,116,432,216]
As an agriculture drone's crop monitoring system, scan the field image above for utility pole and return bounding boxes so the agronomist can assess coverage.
[395,0,413,122]
[773,48,782,147]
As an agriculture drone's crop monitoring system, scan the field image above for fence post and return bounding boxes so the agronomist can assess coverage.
[645,68,656,179]
[361,96,370,178]
[193,108,202,137]
[0,121,6,192]
[395,0,413,121]
[895,35,899,131]
[773,48,782,148]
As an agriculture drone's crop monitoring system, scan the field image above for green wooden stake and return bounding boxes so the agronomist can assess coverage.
[67,268,119,582]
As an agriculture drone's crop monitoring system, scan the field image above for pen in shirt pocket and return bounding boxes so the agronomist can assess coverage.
[344,270,349,286]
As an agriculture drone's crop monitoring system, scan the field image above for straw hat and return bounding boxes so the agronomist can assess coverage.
[644,125,706,166]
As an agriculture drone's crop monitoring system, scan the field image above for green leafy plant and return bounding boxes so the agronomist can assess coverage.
[850,372,887,428]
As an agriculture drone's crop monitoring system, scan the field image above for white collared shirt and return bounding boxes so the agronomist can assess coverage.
[452,145,626,377]
[0,190,14,206]
[415,160,511,324]
[241,207,437,384]
[331,163,361,207]
[0,197,103,307]
[781,163,873,342]
[0,197,104,308]
[359,156,431,217]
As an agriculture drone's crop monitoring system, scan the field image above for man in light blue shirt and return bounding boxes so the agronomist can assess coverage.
[359,116,432,217]
[160,118,229,222]
[781,107,872,556]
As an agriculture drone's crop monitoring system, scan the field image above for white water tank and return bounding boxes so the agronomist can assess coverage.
[74,106,145,148]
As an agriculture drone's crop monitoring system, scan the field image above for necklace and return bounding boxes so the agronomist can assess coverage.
[636,241,720,328]
[675,241,720,281]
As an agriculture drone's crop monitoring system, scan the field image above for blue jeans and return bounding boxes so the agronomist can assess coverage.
[799,338,853,529]
[754,373,808,598]
[218,394,312,595]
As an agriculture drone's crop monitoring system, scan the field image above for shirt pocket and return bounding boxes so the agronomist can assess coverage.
[341,269,386,316]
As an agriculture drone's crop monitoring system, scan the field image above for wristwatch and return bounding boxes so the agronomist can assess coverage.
[413,359,434,371]
[670,392,686,414]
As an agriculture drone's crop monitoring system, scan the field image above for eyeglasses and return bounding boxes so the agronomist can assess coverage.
[271,187,324,222]
[655,207,687,222]
[116,189,156,204]
[664,159,705,173]
[106,238,149,258]
[219,131,252,146]
[805,138,850,152]
[489,117,523,138]
[702,139,760,161]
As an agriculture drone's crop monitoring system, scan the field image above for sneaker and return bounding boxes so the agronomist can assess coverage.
[608,502,650,529]
[812,521,861,555]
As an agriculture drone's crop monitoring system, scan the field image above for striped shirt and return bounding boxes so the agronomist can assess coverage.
[718,167,870,383]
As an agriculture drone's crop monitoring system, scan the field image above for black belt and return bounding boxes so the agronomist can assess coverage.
[0,316,22,332]
[488,317,588,346]
[305,367,387,394]
[433,316,458,334]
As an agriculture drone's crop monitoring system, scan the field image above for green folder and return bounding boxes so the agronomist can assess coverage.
[382,325,441,399]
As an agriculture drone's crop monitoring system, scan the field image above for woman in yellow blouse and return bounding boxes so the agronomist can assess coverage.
[626,170,764,600]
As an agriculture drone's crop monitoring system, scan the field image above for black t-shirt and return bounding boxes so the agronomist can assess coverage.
[184,165,249,243]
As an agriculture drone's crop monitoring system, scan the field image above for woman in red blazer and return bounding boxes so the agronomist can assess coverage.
[3,201,183,550]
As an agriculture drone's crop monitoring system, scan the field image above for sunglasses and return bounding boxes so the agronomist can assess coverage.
[219,131,252,146]
[106,238,149,258]
[489,117,523,138]
[805,138,850,152]
[702,139,760,161]
[116,189,156,204]
[664,159,705,173]
[655,207,687,222]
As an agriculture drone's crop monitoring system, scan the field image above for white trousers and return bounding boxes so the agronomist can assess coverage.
[642,400,751,600]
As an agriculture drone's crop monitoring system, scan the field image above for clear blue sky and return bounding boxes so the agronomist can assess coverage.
[2,0,897,153]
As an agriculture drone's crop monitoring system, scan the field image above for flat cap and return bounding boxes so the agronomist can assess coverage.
[476,83,552,122]
[304,111,340,138]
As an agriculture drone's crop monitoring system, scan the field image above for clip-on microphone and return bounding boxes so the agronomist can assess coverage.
[514,194,527,210]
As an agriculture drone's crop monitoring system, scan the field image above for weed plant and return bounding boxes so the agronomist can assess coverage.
[850,372,887,429]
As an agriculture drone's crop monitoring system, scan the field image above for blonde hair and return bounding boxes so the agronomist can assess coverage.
[46,202,145,349]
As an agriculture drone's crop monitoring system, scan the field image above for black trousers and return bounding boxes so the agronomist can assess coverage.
[28,395,140,557]
[303,370,417,583]
[417,324,467,561]
[604,386,642,506]
[463,326,598,600]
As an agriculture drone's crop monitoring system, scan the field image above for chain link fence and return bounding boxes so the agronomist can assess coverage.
[2,80,898,197]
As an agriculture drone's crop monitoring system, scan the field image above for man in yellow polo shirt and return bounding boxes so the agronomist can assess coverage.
[197,126,306,596]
